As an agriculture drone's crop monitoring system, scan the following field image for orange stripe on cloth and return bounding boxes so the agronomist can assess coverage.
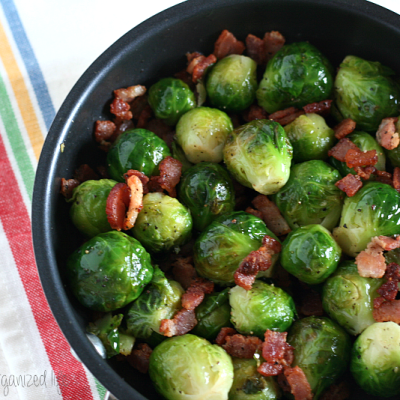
[0,21,44,160]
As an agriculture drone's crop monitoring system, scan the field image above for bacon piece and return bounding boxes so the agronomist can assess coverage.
[94,120,117,143]
[263,31,285,61]
[377,280,399,301]
[344,148,378,168]
[150,156,182,198]
[106,183,130,231]
[74,164,99,182]
[181,278,214,310]
[373,235,400,251]
[354,165,376,180]
[257,362,283,376]
[334,118,356,139]
[374,169,394,186]
[385,262,400,281]
[284,366,313,400]
[222,334,263,359]
[269,107,305,126]
[192,54,217,83]
[262,330,293,366]
[113,118,134,141]
[186,51,203,64]
[126,343,152,374]
[245,34,267,65]
[110,97,132,120]
[114,85,146,103]
[328,138,359,162]
[302,100,332,116]
[124,170,149,195]
[373,300,400,323]
[159,308,197,337]
[136,105,152,128]
[213,29,245,59]
[374,296,386,309]
[335,174,362,197]
[130,95,150,120]
[376,117,399,150]
[187,54,205,74]
[245,207,263,220]
[123,173,144,230]
[215,327,237,345]
[251,194,291,236]
[60,178,80,199]
[242,104,269,122]
[393,167,400,193]
[171,257,198,289]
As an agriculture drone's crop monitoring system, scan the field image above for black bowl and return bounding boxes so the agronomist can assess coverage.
[32,0,400,399]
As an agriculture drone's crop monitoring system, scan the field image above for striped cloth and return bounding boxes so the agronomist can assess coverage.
[0,0,398,399]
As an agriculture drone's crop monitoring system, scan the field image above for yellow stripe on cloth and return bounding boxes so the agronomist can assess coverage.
[0,21,43,161]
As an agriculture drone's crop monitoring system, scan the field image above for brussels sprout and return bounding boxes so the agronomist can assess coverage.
[107,128,171,181]
[283,113,335,163]
[229,358,281,400]
[322,261,383,335]
[288,316,351,399]
[149,334,234,400]
[281,224,341,285]
[176,107,233,163]
[66,231,153,311]
[191,288,231,341]
[148,77,196,126]
[223,120,293,195]
[178,162,235,231]
[131,192,192,254]
[171,141,193,173]
[67,179,117,238]
[272,160,343,231]
[350,322,400,397]
[125,266,184,341]
[333,181,400,256]
[194,211,279,285]
[206,55,258,112]
[329,131,386,176]
[333,55,400,131]
[256,42,333,113]
[230,281,295,337]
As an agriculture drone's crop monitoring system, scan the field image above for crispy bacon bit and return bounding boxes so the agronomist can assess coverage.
[106,183,130,231]
[181,278,214,310]
[344,148,378,168]
[245,206,263,220]
[60,178,80,199]
[74,164,100,182]
[114,85,146,103]
[284,366,313,400]
[150,156,182,197]
[123,174,144,230]
[335,174,362,197]
[213,29,245,59]
[234,235,281,290]
[187,54,204,74]
[373,300,400,323]
[94,120,117,143]
[377,280,398,301]
[257,362,283,376]
[110,97,132,120]
[186,51,203,64]
[136,105,152,128]
[215,327,238,346]
[130,95,150,120]
[334,118,356,140]
[393,167,400,193]
[373,235,400,251]
[159,308,197,337]
[263,31,285,61]
[374,169,393,186]
[251,194,291,236]
[354,166,376,180]
[124,170,149,195]
[386,262,400,281]
[245,34,267,65]
[113,118,134,141]
[373,261,400,310]
[262,330,293,366]
[171,257,198,289]
[126,343,152,374]
[327,138,359,161]
[192,54,217,83]
[302,100,332,116]
[376,117,399,150]
[269,107,305,126]
[222,334,263,359]
[242,104,269,122]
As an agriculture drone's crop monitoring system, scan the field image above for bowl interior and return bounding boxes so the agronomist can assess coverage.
[32,0,400,399]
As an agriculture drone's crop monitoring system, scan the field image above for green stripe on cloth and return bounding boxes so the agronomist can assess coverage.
[94,376,107,399]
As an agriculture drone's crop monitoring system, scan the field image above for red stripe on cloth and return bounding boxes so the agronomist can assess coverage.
[0,133,95,400]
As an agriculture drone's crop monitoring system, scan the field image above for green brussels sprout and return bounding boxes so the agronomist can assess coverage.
[283,113,335,163]
[256,42,333,113]
[193,211,279,285]
[176,107,233,163]
[131,192,192,254]
[171,141,193,173]
[107,128,171,181]
[385,118,400,167]
[329,131,386,176]
[178,162,235,231]
[206,54,258,112]
[332,181,400,256]
[333,55,400,131]
[281,224,341,285]
[125,266,184,341]
[148,77,196,126]
[229,358,281,400]
[67,179,117,238]
[223,120,293,195]
[66,231,153,311]
[230,281,296,337]
[322,261,383,335]
[288,316,351,399]
[149,334,234,400]
[350,322,400,397]
[191,288,231,341]
[272,160,343,231]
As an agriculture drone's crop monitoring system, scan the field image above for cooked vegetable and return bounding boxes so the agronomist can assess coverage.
[66,231,153,311]
[171,141,193,173]
[149,334,234,400]
[223,119,293,195]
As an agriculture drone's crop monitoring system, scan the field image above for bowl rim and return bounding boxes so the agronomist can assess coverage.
[31,0,400,399]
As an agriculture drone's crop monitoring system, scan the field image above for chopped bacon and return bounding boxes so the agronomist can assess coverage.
[284,366,313,400]
[187,54,205,74]
[113,118,134,141]
[251,194,291,236]
[245,206,263,220]
[374,296,386,309]
[242,104,269,122]
[181,278,214,310]
[215,327,237,345]
[106,183,130,231]
[150,156,182,197]
[74,164,99,182]
[213,29,245,59]
[245,34,267,65]
[123,173,144,230]
[334,118,356,140]
[257,362,283,376]
[94,120,117,143]
[263,31,285,61]
[376,117,399,150]
[110,97,132,120]
[222,334,263,359]
[136,105,152,128]
[262,330,293,366]
[328,138,359,162]
[159,308,197,337]
[126,343,152,374]
[385,262,400,281]
[335,174,362,197]
[269,107,305,126]
[114,85,146,103]
[60,178,80,199]
[186,51,203,64]
[377,280,398,301]
[192,54,217,83]
[302,100,332,116]
[344,148,378,168]
[393,167,400,193]
[373,300,400,323]
[373,261,400,309]
[354,166,376,180]
[130,95,150,120]
[124,170,149,195]
[171,257,198,289]
[374,169,393,186]
[373,235,400,251]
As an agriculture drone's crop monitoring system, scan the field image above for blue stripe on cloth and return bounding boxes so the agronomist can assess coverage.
[0,0,56,130]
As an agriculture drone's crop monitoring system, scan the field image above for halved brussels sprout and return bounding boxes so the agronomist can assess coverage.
[178,162,235,231]
[256,42,333,113]
[350,322,400,397]
[322,261,383,335]
[333,55,400,131]
[281,224,341,285]
[193,211,279,285]
[223,119,293,195]
[68,179,117,238]
[333,181,400,256]
[230,280,296,337]
[272,160,343,231]
[206,54,257,112]
[67,231,153,311]
[229,358,281,400]
[131,192,192,254]
[176,107,233,163]
[288,316,351,399]
[148,77,196,126]
[284,113,335,163]
[107,128,171,181]
[149,334,234,400]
